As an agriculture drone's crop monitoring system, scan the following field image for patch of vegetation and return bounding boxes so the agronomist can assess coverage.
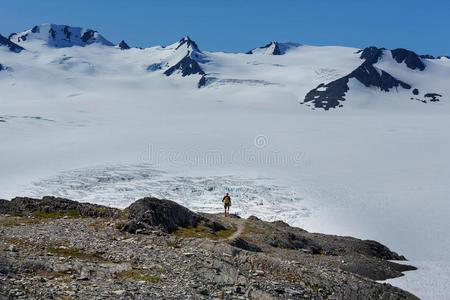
[312,284,324,293]
[119,209,129,220]
[46,247,103,261]
[242,221,266,235]
[0,217,40,226]
[115,269,162,283]
[37,269,74,279]
[0,234,32,248]
[166,241,181,248]
[172,225,236,240]
[89,219,106,229]
[93,207,110,214]
[55,276,74,283]
[32,209,86,219]
[114,220,126,229]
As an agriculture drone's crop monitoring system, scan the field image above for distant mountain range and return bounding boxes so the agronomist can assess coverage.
[1,24,448,110]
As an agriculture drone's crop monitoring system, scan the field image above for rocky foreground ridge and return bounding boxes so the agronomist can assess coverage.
[0,196,418,299]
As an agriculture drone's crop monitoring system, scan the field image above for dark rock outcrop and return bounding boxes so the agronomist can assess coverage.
[358,46,384,64]
[198,75,207,88]
[247,42,282,55]
[126,197,204,233]
[303,62,411,110]
[147,63,162,71]
[0,34,24,53]
[163,54,206,77]
[246,42,301,55]
[0,196,120,218]
[391,48,425,71]
[229,237,263,252]
[424,93,442,102]
[118,40,130,50]
[80,30,96,43]
[175,36,200,52]
[420,54,435,59]
[352,64,411,91]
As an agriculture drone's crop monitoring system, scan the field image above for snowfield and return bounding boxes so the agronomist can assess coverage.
[1,24,450,299]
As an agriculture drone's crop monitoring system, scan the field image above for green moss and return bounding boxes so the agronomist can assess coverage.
[0,217,40,226]
[46,247,103,261]
[172,225,236,240]
[116,269,162,283]
[166,241,181,248]
[32,210,86,219]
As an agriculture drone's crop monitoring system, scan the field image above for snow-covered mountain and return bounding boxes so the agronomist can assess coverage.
[301,47,444,110]
[146,36,207,87]
[8,24,114,48]
[1,24,448,110]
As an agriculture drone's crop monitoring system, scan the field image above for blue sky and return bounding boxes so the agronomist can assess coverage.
[1,0,449,56]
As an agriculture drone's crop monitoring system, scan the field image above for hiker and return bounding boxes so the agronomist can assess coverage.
[222,193,231,216]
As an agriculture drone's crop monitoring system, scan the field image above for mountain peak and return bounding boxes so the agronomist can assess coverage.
[247,41,301,55]
[9,24,114,48]
[175,36,201,53]
[118,40,130,50]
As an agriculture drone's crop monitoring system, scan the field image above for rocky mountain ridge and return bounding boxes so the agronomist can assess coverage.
[0,196,418,299]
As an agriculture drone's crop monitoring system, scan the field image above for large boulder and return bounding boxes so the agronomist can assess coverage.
[126,197,205,233]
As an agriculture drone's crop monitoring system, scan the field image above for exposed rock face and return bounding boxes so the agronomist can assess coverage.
[391,48,425,71]
[358,46,384,64]
[0,34,24,53]
[118,40,130,50]
[420,54,435,59]
[163,54,206,77]
[126,197,204,233]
